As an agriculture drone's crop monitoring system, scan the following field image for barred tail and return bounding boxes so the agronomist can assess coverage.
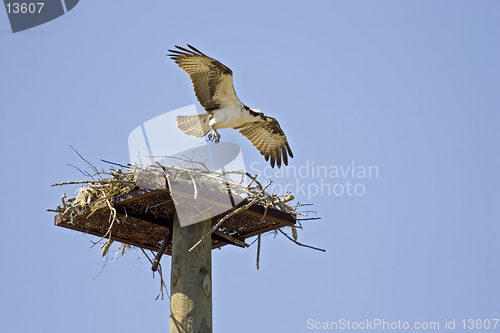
[176,114,210,138]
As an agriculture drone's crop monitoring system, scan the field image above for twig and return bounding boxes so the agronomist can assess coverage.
[150,155,209,170]
[188,172,199,200]
[152,232,172,272]
[101,159,130,169]
[277,229,325,252]
[141,249,168,299]
[51,180,135,186]
[69,145,100,175]
[90,199,118,248]
[297,217,322,221]
[67,164,92,178]
[256,234,261,270]
[140,248,169,300]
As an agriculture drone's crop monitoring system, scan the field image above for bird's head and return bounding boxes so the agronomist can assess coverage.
[253,109,267,121]
[247,107,267,121]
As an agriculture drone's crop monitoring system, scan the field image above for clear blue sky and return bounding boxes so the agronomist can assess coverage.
[1,1,499,332]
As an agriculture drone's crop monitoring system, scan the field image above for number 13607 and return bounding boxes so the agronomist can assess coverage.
[5,3,44,14]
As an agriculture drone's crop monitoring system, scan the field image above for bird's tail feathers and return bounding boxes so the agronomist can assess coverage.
[176,114,210,138]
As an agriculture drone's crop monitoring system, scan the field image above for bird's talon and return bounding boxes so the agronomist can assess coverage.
[208,132,220,143]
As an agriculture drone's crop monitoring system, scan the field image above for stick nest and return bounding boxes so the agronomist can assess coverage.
[50,158,322,299]
[52,161,302,221]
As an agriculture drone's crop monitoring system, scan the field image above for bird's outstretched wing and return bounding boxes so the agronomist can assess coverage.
[235,117,293,168]
[168,45,241,112]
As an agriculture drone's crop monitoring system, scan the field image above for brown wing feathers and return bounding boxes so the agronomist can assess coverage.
[236,117,293,168]
[167,45,233,111]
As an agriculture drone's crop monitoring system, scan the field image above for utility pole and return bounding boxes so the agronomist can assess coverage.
[170,209,212,333]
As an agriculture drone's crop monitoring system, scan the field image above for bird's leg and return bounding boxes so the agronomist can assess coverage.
[207,118,221,143]
[208,128,220,143]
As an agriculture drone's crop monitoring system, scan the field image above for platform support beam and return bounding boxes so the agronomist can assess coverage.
[170,209,212,333]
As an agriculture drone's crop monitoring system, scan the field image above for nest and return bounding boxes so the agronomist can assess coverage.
[52,158,321,250]
[50,157,322,299]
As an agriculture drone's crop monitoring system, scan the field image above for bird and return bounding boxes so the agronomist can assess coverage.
[167,44,293,168]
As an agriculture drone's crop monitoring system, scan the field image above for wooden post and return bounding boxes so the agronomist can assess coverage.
[170,209,212,333]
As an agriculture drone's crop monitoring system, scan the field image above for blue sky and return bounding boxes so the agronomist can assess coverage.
[1,1,499,332]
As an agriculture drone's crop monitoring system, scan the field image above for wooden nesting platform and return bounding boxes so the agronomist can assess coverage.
[54,182,296,255]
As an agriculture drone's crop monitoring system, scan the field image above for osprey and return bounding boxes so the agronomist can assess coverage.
[167,45,293,168]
